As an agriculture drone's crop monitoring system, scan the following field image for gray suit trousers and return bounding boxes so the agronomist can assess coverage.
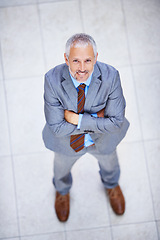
[53,145,120,195]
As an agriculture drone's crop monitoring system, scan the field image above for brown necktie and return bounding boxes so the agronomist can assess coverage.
[70,84,86,152]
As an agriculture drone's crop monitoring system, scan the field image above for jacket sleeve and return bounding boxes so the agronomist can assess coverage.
[80,71,126,134]
[44,73,84,137]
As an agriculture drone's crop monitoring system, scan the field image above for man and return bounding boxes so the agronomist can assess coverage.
[42,33,129,222]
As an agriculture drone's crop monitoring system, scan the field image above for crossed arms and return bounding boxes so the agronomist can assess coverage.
[64,108,104,125]
[44,71,126,137]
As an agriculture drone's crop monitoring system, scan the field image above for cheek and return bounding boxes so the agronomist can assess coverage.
[88,64,94,72]
[70,64,78,71]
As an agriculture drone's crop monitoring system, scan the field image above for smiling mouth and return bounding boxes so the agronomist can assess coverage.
[72,70,89,80]
[77,71,88,75]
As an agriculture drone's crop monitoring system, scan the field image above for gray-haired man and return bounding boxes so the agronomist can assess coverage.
[42,33,129,222]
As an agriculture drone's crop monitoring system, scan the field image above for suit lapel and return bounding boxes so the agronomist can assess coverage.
[61,65,78,110]
[84,64,102,111]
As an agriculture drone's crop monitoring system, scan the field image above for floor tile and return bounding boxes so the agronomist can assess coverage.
[133,64,160,140]
[0,5,45,79]
[81,0,130,67]
[39,1,83,71]
[13,151,64,235]
[0,156,19,238]
[123,0,160,64]
[66,227,112,240]
[5,77,46,155]
[65,153,110,231]
[113,142,155,224]
[0,81,11,156]
[144,140,160,220]
[112,222,158,240]
[21,232,65,240]
[118,66,142,143]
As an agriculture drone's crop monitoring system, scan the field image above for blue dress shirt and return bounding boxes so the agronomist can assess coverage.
[70,73,97,147]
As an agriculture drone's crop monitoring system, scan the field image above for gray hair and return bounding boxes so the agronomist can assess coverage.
[65,33,97,58]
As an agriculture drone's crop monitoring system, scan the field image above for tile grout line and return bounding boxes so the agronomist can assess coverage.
[0,0,75,9]
[39,0,75,4]
[78,0,85,33]
[121,0,159,238]
[106,198,114,240]
[64,219,159,231]
[120,0,144,141]
[49,219,160,236]
[2,74,45,82]
[142,144,160,238]
[37,3,48,72]
[110,219,160,228]
[156,220,160,240]
[15,230,66,239]
[0,41,21,240]
[0,2,38,9]
[0,220,158,240]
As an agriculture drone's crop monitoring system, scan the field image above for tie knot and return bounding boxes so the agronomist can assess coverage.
[78,83,86,91]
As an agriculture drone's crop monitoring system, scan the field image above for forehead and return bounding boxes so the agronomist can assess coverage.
[69,44,94,59]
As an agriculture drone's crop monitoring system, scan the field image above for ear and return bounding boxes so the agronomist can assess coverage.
[94,52,98,64]
[64,53,69,66]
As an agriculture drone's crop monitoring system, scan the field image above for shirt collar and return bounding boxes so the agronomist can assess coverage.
[70,73,93,88]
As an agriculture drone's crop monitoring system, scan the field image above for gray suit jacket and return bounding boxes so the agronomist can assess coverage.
[42,61,129,155]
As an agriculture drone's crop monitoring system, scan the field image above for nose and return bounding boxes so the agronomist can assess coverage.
[79,61,85,72]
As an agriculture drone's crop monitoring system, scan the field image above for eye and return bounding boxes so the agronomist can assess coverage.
[73,59,78,63]
[85,59,91,63]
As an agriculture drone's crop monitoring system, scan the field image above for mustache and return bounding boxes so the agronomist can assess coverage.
[76,70,89,74]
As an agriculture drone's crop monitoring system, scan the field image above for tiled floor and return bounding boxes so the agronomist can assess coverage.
[0,0,160,239]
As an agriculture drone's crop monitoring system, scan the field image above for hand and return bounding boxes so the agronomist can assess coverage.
[64,110,79,125]
[97,108,105,118]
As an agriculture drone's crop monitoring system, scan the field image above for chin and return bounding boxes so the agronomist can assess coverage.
[76,74,89,82]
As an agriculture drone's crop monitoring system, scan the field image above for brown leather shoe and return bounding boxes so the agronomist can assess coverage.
[107,185,125,215]
[55,191,70,222]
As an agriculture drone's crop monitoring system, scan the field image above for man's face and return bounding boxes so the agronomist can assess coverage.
[64,44,98,83]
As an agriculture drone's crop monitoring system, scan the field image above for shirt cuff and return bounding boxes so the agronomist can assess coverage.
[77,113,97,129]
[91,113,97,117]
[77,114,83,129]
